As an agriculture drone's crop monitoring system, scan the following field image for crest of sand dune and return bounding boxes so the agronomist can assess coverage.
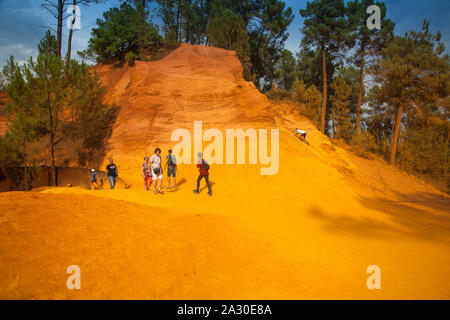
[0,44,449,299]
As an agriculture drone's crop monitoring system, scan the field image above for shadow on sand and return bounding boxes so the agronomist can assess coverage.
[164,178,187,193]
[199,181,215,193]
[308,192,450,243]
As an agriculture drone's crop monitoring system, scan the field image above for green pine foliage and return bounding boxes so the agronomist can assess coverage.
[330,77,353,141]
[398,125,448,177]
[38,30,59,57]
[369,20,449,164]
[79,2,163,62]
[207,1,251,79]
[293,80,322,128]
[275,49,297,91]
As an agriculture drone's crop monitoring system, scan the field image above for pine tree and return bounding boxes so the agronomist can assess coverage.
[300,0,353,133]
[23,54,67,185]
[207,2,251,78]
[248,0,294,91]
[370,20,449,164]
[293,80,322,128]
[5,60,41,189]
[330,77,353,141]
[38,30,59,57]
[156,0,177,47]
[276,49,296,91]
[336,65,360,126]
[347,0,394,135]
[79,3,162,62]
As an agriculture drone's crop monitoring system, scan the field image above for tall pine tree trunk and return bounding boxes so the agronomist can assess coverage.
[56,0,64,57]
[390,89,405,164]
[356,49,365,135]
[320,46,327,133]
[164,22,167,48]
[390,107,397,145]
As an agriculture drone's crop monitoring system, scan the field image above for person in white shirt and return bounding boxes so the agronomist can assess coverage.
[150,148,164,194]
[294,128,307,141]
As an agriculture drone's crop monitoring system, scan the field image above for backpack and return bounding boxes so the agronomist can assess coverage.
[168,155,176,167]
[202,159,210,171]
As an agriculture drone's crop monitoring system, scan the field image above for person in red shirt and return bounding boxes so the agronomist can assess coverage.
[193,152,212,196]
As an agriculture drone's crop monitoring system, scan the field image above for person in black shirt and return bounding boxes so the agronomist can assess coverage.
[106,158,118,189]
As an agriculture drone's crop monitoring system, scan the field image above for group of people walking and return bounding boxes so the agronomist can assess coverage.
[141,148,177,194]
[91,149,212,196]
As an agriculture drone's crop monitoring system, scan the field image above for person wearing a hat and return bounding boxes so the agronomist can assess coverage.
[142,156,153,191]
[164,149,177,189]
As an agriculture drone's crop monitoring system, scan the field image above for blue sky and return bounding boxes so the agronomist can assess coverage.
[0,0,448,67]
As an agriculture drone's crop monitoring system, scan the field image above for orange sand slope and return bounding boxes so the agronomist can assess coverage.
[0,44,449,299]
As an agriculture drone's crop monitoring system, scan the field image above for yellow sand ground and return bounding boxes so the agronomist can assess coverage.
[1,124,448,299]
[0,44,449,299]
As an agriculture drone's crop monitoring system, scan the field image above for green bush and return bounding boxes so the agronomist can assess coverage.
[267,87,292,100]
[125,52,138,66]
[398,125,448,177]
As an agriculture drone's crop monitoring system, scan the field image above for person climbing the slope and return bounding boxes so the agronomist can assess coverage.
[293,128,310,145]
[106,158,119,190]
[164,149,177,189]
[193,152,212,196]
[294,128,306,140]
[142,156,153,191]
[151,148,164,194]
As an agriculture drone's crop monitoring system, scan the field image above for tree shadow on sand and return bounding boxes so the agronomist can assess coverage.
[308,192,450,243]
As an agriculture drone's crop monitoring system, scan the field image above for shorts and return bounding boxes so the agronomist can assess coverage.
[167,166,176,178]
[152,169,163,180]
